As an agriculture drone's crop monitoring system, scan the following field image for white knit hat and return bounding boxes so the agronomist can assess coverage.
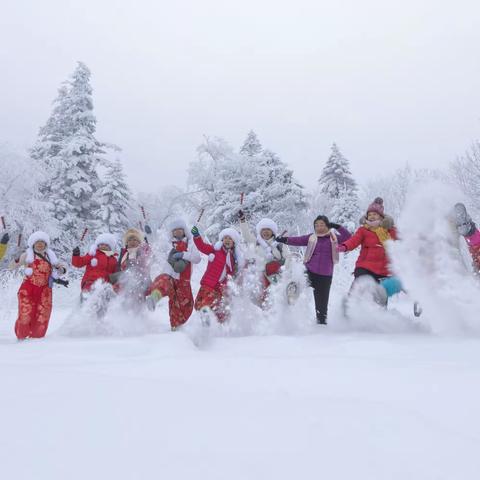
[255,218,278,237]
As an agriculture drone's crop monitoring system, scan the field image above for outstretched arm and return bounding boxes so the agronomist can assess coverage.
[342,228,365,251]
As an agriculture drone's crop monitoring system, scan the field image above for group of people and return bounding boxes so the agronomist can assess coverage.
[2,197,479,341]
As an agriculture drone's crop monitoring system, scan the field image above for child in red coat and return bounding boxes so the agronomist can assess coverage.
[192,226,245,323]
[71,233,118,294]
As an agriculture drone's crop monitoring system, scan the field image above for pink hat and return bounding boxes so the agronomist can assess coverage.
[367,197,385,217]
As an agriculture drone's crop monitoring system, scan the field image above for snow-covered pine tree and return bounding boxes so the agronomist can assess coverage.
[318,143,359,225]
[95,159,132,234]
[188,136,307,237]
[240,130,263,157]
[31,62,114,252]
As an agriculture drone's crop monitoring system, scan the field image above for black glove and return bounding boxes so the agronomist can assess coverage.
[329,223,341,230]
[1,233,9,244]
[53,278,69,288]
[72,246,80,256]
[144,224,152,235]
[238,210,246,221]
[191,226,200,237]
[276,236,288,244]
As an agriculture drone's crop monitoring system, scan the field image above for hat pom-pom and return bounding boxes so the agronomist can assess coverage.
[24,267,33,276]
[90,258,98,267]
[208,253,215,262]
[374,197,383,205]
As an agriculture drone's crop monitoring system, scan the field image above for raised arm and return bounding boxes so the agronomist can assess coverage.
[193,235,215,256]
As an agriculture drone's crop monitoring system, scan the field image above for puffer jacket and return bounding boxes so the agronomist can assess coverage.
[72,250,118,291]
[342,226,397,276]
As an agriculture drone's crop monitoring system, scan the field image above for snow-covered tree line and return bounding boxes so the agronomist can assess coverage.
[2,61,480,256]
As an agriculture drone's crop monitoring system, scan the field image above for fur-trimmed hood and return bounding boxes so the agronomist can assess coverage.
[123,228,144,245]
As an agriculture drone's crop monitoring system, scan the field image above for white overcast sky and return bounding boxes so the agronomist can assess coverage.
[1,0,479,192]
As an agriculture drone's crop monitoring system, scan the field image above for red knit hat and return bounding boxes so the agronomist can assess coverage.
[367,197,385,217]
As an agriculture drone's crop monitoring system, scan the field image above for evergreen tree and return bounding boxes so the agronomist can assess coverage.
[95,159,132,234]
[318,143,359,224]
[30,61,114,252]
[240,130,263,157]
[188,136,307,236]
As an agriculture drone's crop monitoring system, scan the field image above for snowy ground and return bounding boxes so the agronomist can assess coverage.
[1,183,480,480]
[1,279,480,480]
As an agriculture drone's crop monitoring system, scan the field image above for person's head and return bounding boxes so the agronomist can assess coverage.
[217,227,240,251]
[172,228,185,240]
[367,211,381,222]
[27,231,50,253]
[314,215,330,235]
[366,198,385,222]
[127,236,140,248]
[169,218,189,241]
[260,228,274,240]
[33,240,47,252]
[123,228,143,249]
[256,219,278,241]
[90,233,117,256]
[223,235,234,249]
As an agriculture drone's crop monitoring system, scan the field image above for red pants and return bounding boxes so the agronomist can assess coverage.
[15,281,53,339]
[194,285,229,323]
[150,274,194,328]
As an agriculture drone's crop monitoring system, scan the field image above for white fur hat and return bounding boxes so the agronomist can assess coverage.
[25,231,58,267]
[256,218,278,237]
[89,233,117,256]
[214,227,241,250]
[28,231,50,248]
[168,218,191,239]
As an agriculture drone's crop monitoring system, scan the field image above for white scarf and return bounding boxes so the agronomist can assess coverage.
[256,235,282,261]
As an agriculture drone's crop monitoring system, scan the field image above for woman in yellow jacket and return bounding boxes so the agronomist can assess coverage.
[0,233,9,261]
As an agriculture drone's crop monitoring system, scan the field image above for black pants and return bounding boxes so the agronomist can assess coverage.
[353,267,385,283]
[307,271,333,324]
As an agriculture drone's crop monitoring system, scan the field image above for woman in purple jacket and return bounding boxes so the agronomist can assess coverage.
[276,215,351,324]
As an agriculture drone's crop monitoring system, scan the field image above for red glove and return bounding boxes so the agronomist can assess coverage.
[337,244,347,253]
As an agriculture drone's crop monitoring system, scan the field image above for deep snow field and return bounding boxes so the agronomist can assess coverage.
[1,183,480,480]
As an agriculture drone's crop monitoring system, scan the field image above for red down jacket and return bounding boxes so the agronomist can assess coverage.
[342,226,397,277]
[72,250,118,291]
[193,236,238,289]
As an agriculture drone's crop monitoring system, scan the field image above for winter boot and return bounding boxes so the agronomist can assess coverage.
[286,281,300,305]
[454,203,476,237]
[145,289,162,312]
[200,307,213,327]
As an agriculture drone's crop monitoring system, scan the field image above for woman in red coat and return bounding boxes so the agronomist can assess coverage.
[71,233,118,295]
[338,197,397,282]
[191,226,245,323]
[9,231,66,340]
